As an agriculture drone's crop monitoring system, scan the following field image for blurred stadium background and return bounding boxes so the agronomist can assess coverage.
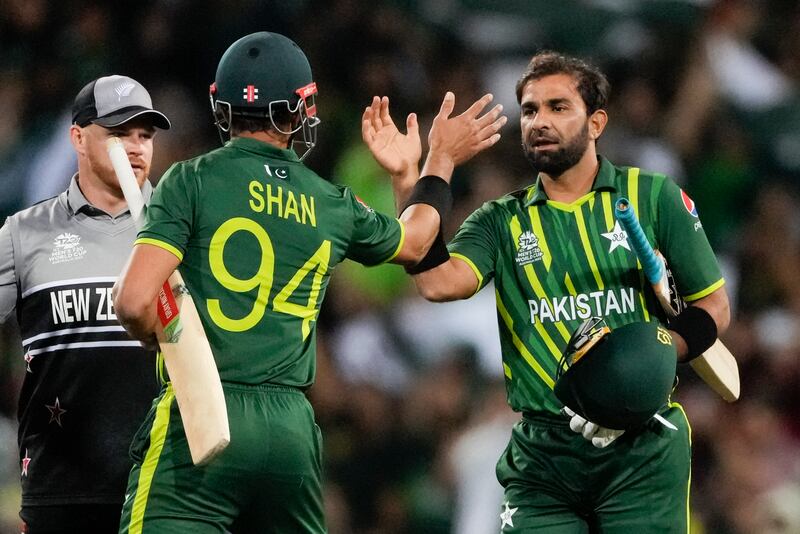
[2,0,800,532]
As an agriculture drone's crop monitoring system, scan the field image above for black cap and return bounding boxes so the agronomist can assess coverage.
[72,75,171,129]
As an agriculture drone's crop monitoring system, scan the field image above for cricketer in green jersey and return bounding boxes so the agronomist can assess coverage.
[112,32,505,533]
[406,52,731,532]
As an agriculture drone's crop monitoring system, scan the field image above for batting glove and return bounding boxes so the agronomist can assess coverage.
[561,407,625,448]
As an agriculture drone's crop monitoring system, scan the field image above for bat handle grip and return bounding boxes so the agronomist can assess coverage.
[106,137,146,226]
[614,197,663,285]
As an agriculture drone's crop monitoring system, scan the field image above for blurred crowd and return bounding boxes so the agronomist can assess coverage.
[2,0,800,532]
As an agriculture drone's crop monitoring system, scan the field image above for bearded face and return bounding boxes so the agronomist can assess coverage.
[518,73,599,179]
[523,118,590,178]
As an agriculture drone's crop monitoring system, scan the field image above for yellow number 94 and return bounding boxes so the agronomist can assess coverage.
[207,217,331,339]
[208,217,275,332]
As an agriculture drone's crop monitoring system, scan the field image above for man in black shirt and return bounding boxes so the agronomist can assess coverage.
[0,75,169,533]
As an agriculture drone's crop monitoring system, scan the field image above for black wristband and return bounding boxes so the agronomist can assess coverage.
[405,232,450,274]
[402,175,452,222]
[402,175,453,275]
[668,306,718,362]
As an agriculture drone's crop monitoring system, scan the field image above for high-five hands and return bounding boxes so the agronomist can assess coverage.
[562,406,625,448]
[362,96,421,179]
[422,92,506,179]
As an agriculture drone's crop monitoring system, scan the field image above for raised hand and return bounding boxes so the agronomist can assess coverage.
[422,92,506,180]
[362,96,421,178]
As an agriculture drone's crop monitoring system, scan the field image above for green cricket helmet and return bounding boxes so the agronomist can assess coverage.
[209,31,320,158]
[554,318,677,430]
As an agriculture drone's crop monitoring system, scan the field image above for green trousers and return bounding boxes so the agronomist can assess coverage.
[119,383,325,534]
[496,403,691,533]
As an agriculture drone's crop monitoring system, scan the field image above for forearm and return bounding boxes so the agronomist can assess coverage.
[113,243,181,345]
[113,282,160,343]
[391,167,420,215]
[392,147,454,217]
[392,174,452,266]
[413,257,478,302]
[420,152,454,185]
[670,287,730,362]
[396,204,440,264]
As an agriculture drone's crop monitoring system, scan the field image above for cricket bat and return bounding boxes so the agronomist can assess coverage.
[615,197,740,402]
[107,138,230,465]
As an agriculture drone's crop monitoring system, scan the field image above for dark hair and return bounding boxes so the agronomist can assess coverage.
[229,106,295,136]
[515,51,610,114]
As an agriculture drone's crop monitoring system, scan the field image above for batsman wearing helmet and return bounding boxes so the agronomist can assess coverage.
[403,52,731,532]
[112,32,504,533]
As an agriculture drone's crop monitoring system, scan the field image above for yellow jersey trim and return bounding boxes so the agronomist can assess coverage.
[135,238,184,262]
[383,219,406,263]
[496,289,555,389]
[545,191,595,212]
[683,278,725,302]
[450,253,483,296]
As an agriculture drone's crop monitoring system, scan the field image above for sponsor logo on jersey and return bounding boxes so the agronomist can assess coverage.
[601,220,631,253]
[49,233,87,265]
[528,288,637,324]
[681,189,698,217]
[515,231,543,265]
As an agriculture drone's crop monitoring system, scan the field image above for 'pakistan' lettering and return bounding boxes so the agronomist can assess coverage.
[248,181,317,227]
[528,288,636,324]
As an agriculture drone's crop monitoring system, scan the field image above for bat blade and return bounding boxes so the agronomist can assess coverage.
[158,273,231,464]
[615,197,740,402]
[107,138,230,464]
[688,339,740,401]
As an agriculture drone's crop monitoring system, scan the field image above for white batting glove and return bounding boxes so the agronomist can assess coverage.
[562,407,625,448]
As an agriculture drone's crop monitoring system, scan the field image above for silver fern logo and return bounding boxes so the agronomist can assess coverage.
[114,81,135,101]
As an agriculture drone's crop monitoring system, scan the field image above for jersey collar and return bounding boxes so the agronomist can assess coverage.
[524,156,617,207]
[66,173,153,218]
[226,136,301,163]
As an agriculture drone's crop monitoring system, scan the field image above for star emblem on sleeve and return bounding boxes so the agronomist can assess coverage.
[46,397,67,427]
[601,220,631,253]
[500,501,518,529]
[21,449,31,477]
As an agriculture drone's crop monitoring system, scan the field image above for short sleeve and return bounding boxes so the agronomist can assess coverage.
[137,163,196,261]
[448,202,498,291]
[656,177,724,301]
[344,188,404,266]
[0,218,18,323]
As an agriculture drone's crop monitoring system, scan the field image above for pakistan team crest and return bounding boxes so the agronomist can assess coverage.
[49,233,87,265]
[515,231,543,266]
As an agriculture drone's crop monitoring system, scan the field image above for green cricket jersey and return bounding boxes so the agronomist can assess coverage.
[137,137,403,387]
[449,157,724,416]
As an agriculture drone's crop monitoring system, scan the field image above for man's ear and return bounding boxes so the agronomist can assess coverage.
[69,125,85,156]
[589,109,608,141]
